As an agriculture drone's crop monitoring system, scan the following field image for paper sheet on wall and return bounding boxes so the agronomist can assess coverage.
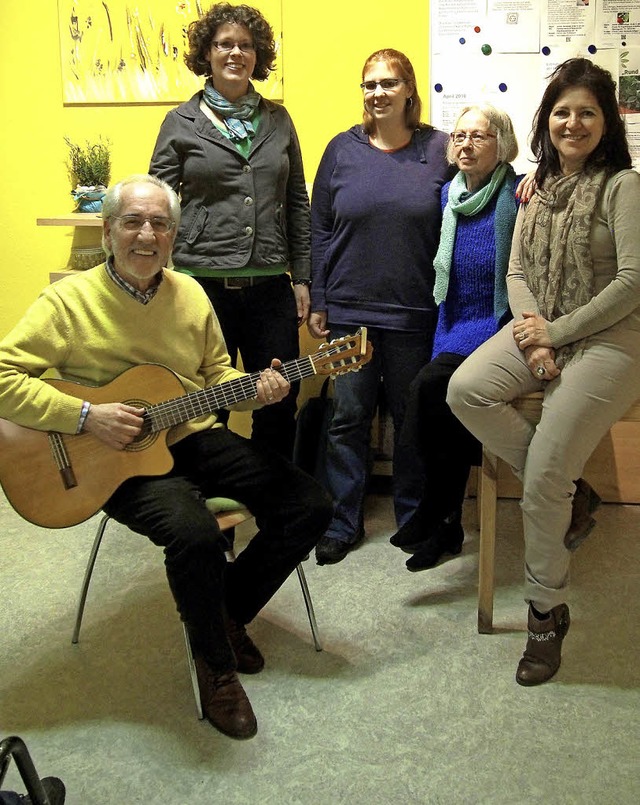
[486,0,540,53]
[596,0,640,48]
[541,0,595,45]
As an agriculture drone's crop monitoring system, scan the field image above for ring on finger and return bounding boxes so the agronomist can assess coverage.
[519,333,526,342]
[536,366,545,377]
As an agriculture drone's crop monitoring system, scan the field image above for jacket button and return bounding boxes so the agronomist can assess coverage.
[244,226,253,236]
[243,197,254,206]
[242,165,252,173]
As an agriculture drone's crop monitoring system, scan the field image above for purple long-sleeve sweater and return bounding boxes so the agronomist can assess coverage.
[311,125,453,332]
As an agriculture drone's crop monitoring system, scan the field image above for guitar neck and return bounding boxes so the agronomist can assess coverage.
[147,355,316,432]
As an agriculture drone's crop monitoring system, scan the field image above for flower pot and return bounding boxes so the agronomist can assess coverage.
[71,186,107,213]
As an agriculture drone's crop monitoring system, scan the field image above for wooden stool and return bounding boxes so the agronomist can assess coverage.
[477,393,640,634]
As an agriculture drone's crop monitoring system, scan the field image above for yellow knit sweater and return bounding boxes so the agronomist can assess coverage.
[0,265,256,443]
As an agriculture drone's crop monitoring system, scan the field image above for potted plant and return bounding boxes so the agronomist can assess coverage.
[64,136,112,212]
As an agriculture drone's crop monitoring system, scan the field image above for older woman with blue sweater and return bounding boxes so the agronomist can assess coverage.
[390,104,520,571]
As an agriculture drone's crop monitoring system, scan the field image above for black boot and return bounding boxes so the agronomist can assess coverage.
[405,514,464,572]
[516,603,570,686]
[389,502,435,552]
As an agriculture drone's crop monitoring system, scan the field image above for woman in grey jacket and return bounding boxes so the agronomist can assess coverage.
[150,3,310,458]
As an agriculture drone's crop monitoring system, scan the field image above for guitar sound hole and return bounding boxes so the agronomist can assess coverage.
[124,404,157,452]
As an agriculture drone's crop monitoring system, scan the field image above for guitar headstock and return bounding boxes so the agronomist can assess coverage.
[311,328,373,376]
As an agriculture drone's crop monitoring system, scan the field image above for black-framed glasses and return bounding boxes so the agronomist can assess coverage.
[111,215,176,234]
[360,78,406,93]
[211,40,255,53]
[450,130,497,146]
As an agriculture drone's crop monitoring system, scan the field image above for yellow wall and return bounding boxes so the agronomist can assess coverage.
[0,1,430,335]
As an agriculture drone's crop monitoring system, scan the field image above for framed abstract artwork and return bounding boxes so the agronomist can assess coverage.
[58,1,283,104]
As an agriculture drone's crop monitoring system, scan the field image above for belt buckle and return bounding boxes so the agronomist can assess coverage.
[223,277,252,290]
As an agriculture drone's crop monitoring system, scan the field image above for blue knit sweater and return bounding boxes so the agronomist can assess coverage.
[432,177,520,359]
[311,125,453,331]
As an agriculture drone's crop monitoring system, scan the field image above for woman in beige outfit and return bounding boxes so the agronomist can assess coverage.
[448,58,640,686]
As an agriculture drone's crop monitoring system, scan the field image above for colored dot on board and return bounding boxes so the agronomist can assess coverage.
[434,83,443,93]
[621,41,627,47]
[459,38,466,45]
[474,26,481,33]
[499,83,507,92]
[588,44,597,54]
[481,44,492,55]
[542,46,551,55]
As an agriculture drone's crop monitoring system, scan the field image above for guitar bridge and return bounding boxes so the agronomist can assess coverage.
[49,432,78,490]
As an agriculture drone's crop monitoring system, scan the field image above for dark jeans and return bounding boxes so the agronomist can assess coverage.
[324,324,434,542]
[201,275,300,459]
[402,352,482,518]
[104,428,332,673]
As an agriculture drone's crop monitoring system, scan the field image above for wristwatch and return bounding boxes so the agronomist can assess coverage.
[292,278,312,286]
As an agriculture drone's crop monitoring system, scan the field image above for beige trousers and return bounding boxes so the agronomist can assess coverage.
[447,321,640,611]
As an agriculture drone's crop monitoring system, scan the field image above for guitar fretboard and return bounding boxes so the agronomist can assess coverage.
[146,354,317,432]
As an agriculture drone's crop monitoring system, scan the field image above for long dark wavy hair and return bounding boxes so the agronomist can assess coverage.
[184,3,276,81]
[361,49,430,135]
[531,58,631,184]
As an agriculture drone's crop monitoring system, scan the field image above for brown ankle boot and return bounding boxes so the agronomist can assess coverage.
[228,618,265,674]
[516,603,570,687]
[194,654,257,739]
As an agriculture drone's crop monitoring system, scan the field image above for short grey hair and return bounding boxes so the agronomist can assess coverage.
[101,174,181,255]
[446,103,519,165]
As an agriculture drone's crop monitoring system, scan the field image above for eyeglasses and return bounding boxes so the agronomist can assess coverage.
[211,40,255,53]
[360,78,406,93]
[450,130,497,146]
[111,215,176,234]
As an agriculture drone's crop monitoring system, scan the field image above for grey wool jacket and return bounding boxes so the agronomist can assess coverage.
[149,91,311,280]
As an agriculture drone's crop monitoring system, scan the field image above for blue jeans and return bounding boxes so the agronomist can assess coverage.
[324,324,433,543]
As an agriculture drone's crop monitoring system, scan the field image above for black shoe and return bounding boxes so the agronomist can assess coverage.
[405,520,464,572]
[21,777,66,804]
[389,508,432,553]
[315,532,364,565]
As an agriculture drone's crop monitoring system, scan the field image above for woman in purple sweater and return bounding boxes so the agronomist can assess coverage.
[309,49,453,565]
[390,104,520,571]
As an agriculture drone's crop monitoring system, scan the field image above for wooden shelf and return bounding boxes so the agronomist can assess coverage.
[37,214,102,227]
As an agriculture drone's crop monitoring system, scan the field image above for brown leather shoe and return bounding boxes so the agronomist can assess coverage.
[516,603,570,687]
[194,655,257,739]
[228,618,265,674]
[565,478,601,551]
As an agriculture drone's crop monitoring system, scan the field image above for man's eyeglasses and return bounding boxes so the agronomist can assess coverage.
[450,130,497,146]
[111,215,176,234]
[211,40,255,53]
[360,78,406,93]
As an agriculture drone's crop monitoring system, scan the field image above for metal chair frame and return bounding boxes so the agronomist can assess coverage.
[72,510,322,720]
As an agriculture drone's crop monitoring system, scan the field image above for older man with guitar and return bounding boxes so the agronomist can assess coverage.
[0,174,371,741]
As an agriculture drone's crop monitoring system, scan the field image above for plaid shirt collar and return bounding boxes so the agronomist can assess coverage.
[105,256,163,304]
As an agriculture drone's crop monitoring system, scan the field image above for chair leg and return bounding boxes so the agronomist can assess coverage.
[0,735,52,805]
[72,513,111,644]
[295,563,322,651]
[181,624,204,720]
[478,449,498,634]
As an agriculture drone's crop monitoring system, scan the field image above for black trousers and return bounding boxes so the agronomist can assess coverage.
[401,352,482,519]
[104,428,332,673]
[201,275,300,459]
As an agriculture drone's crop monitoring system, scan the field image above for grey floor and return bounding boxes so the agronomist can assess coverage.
[1,483,638,805]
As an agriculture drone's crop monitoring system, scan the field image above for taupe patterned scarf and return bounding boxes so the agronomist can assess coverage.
[520,169,608,367]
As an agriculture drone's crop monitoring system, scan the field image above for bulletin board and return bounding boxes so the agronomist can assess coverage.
[58,0,283,105]
[429,0,640,172]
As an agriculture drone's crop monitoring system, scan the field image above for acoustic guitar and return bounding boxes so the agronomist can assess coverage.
[0,329,372,529]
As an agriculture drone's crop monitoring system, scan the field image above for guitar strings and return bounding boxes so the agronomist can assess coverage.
[147,342,362,432]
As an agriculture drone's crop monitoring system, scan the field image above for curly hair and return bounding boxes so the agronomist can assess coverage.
[531,58,631,184]
[361,49,429,134]
[184,3,276,81]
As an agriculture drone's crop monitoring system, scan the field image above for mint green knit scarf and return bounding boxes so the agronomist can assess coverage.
[433,163,516,320]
